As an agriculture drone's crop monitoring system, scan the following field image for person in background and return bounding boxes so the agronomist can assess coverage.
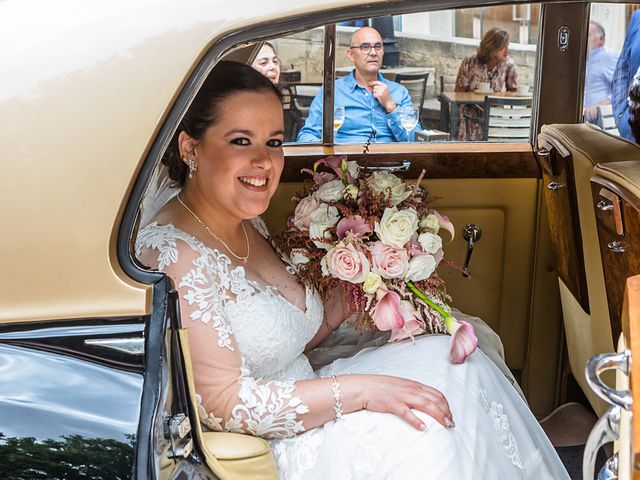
[583,21,618,122]
[296,26,420,143]
[251,42,281,87]
[454,28,518,141]
[612,10,640,140]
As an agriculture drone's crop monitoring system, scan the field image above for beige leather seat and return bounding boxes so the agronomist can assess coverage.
[177,329,279,480]
[538,123,640,415]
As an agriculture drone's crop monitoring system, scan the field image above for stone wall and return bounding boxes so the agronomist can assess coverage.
[273,27,537,98]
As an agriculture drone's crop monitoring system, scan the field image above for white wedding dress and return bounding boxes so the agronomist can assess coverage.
[136,219,570,480]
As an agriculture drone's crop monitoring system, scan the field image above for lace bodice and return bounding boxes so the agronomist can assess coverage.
[136,219,324,438]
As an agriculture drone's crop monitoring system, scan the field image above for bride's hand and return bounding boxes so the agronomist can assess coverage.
[356,375,454,431]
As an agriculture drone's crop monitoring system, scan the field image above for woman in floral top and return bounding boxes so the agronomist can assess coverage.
[455,28,519,140]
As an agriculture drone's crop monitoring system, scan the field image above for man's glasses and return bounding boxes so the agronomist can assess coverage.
[349,42,383,54]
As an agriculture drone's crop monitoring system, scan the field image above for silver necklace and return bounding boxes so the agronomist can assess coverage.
[177,193,249,263]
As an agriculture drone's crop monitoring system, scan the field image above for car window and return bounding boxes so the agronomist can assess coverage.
[582,4,636,141]
[274,5,540,146]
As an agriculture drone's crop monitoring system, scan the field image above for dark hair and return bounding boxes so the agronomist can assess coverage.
[477,28,510,65]
[629,69,640,142]
[162,61,282,186]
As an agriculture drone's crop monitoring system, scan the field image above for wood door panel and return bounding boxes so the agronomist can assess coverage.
[592,181,640,343]
[537,144,590,313]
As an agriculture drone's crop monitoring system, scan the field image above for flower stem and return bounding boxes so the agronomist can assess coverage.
[405,281,449,319]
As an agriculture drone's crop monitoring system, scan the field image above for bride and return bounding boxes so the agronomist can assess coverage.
[136,61,569,479]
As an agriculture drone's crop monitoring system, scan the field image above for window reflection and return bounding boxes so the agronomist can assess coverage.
[261,5,540,145]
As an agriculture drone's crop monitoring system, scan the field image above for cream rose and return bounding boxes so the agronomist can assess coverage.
[293,195,320,231]
[321,242,370,283]
[419,214,440,233]
[369,241,409,279]
[417,232,443,255]
[405,254,437,282]
[368,171,412,206]
[344,184,359,200]
[346,160,360,180]
[362,272,384,294]
[314,179,346,203]
[374,207,419,249]
[309,204,340,249]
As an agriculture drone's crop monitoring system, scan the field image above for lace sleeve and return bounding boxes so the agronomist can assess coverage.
[136,224,309,439]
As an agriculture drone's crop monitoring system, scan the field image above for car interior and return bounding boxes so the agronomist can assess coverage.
[132,2,640,478]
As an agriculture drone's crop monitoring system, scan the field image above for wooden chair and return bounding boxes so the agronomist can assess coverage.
[595,104,620,137]
[290,82,322,135]
[481,96,532,142]
[395,72,430,120]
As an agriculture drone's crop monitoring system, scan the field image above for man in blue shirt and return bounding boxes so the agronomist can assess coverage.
[612,10,640,140]
[583,21,618,122]
[296,27,420,143]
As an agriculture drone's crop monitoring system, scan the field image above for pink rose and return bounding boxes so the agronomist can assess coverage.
[369,241,409,279]
[321,242,370,283]
[336,215,372,240]
[293,195,320,231]
[445,316,478,364]
[389,300,425,341]
[372,288,404,331]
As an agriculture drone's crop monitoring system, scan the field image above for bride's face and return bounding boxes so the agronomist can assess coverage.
[192,90,285,221]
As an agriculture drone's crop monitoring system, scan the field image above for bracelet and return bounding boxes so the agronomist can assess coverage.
[330,375,343,419]
[325,320,336,332]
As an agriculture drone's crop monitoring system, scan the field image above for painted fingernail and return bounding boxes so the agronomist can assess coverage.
[419,423,426,431]
[444,418,455,429]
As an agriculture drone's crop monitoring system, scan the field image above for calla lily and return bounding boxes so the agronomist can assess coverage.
[445,316,478,364]
[336,215,372,239]
[389,300,425,342]
[433,210,455,242]
[372,288,404,331]
[314,155,355,183]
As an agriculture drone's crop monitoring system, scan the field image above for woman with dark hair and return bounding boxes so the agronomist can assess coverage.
[251,42,281,86]
[454,28,519,140]
[136,60,568,479]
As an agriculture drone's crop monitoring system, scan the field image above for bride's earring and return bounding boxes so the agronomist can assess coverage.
[183,156,197,179]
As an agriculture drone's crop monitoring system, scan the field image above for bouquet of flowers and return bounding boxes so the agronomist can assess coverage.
[274,152,478,364]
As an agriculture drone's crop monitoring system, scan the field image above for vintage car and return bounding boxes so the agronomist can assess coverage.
[2,0,640,478]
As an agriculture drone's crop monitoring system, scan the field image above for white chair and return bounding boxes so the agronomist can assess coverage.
[482,96,532,142]
[595,104,620,136]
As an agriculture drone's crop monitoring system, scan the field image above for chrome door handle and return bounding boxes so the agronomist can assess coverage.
[585,351,632,410]
[597,452,618,480]
[583,406,621,480]
[607,241,627,254]
[365,160,411,172]
[462,224,482,278]
[597,200,614,211]
[547,181,566,191]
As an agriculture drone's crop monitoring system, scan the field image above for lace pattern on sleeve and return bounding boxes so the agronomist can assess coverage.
[136,223,256,351]
[198,362,309,439]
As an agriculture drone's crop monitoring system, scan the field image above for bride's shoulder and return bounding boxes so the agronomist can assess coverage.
[136,221,209,270]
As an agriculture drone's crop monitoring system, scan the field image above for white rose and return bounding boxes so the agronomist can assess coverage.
[362,272,384,294]
[309,203,340,249]
[293,195,320,231]
[314,179,346,203]
[419,214,440,233]
[346,161,360,180]
[405,255,437,282]
[368,171,412,206]
[290,248,311,267]
[374,207,419,249]
[417,232,443,255]
[344,184,359,200]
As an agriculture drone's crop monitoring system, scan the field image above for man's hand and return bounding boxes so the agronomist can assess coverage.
[370,81,396,112]
[584,105,599,122]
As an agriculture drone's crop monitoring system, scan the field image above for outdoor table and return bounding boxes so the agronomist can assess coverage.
[441,91,532,140]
